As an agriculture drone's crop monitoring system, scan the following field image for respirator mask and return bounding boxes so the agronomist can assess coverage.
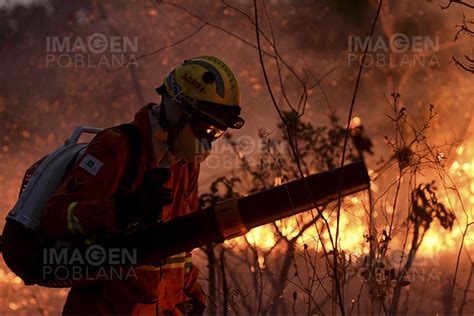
[160,94,226,164]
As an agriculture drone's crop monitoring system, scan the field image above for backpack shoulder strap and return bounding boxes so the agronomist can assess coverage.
[114,123,142,189]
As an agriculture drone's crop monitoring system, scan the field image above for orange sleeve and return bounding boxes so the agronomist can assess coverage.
[41,128,129,241]
[184,264,206,304]
[183,163,206,303]
[185,163,200,213]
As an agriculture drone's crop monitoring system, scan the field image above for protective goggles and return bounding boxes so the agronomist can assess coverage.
[155,82,245,131]
[188,116,226,142]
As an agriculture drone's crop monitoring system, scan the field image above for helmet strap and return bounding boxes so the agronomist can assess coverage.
[159,97,189,153]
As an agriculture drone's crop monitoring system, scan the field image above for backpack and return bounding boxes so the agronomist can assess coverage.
[6,124,141,232]
[1,124,141,286]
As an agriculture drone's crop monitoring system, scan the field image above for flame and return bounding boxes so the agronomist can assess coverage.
[419,140,474,253]
[350,116,362,128]
[228,197,369,255]
[227,140,474,258]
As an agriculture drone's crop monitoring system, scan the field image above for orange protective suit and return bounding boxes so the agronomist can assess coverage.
[41,103,205,315]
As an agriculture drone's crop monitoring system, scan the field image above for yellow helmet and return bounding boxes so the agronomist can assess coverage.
[156,56,245,130]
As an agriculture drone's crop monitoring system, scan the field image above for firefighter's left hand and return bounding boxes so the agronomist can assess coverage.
[115,168,173,226]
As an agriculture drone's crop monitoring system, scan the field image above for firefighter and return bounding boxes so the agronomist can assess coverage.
[40,56,245,315]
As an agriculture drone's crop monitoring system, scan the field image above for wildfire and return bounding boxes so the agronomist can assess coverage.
[420,140,474,253]
[227,140,474,258]
[227,195,369,255]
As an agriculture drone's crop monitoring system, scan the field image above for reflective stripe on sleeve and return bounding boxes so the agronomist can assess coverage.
[66,202,84,234]
[135,253,194,271]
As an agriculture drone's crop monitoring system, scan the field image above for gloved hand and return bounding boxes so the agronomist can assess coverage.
[175,297,206,316]
[115,168,173,227]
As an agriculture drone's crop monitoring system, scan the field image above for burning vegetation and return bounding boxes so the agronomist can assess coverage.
[0,0,473,314]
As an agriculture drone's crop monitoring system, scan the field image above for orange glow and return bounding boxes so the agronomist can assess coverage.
[225,140,474,258]
[420,140,474,253]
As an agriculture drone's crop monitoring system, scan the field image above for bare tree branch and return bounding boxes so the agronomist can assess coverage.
[441,0,474,9]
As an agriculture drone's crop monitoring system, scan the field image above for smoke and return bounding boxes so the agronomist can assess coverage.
[0,0,473,313]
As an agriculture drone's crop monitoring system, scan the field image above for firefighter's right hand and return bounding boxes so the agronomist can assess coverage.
[115,168,173,227]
